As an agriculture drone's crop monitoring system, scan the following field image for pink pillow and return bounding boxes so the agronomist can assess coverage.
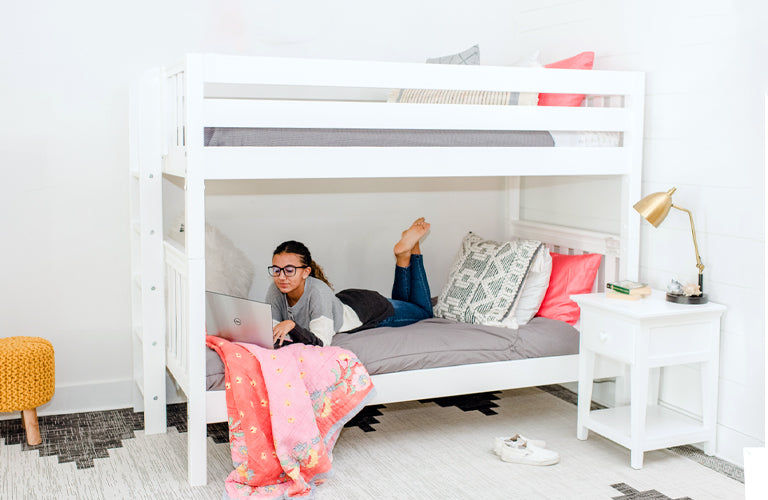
[535,252,602,325]
[538,51,595,107]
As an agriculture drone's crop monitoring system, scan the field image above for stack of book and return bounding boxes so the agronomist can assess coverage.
[606,280,651,300]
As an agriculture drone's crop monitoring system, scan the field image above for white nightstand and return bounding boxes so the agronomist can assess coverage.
[572,290,726,469]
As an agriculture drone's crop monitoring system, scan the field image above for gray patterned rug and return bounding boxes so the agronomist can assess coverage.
[0,386,744,499]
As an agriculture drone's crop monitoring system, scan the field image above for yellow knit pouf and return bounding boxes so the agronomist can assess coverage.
[0,336,55,445]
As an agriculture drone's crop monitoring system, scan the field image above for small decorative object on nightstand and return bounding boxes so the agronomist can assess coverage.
[572,291,725,469]
[633,187,708,304]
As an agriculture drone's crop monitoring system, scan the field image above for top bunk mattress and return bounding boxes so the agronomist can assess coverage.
[206,316,578,390]
[204,128,621,148]
[204,127,556,148]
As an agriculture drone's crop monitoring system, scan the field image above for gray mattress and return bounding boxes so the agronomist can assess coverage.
[204,127,555,147]
[206,317,578,390]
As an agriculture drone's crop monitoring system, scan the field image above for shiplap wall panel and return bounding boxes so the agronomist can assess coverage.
[510,0,766,466]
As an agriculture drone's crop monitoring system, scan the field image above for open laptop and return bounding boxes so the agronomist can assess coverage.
[205,291,274,349]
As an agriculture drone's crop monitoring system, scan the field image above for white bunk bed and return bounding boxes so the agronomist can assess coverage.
[128,53,644,486]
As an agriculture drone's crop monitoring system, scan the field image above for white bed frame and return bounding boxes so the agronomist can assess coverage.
[128,54,644,486]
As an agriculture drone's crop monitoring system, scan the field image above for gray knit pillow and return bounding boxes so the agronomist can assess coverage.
[426,44,480,65]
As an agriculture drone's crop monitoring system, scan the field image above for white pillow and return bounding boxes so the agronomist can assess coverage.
[509,50,542,106]
[511,50,542,68]
[168,217,255,298]
[513,246,552,325]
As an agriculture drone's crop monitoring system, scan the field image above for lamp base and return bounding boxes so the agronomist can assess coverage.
[666,292,708,304]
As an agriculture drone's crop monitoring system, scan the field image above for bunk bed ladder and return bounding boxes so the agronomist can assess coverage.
[128,69,167,435]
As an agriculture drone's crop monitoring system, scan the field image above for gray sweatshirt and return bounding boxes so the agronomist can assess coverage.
[265,277,362,346]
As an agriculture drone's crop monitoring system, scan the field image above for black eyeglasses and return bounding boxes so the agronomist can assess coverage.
[267,265,308,277]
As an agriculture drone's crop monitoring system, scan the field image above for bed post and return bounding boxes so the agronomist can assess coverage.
[620,73,646,281]
[129,69,167,435]
[505,177,521,240]
[184,54,209,487]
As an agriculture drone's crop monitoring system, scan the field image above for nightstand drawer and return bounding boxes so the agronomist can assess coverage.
[581,313,636,360]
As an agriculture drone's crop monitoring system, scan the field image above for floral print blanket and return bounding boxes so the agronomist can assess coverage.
[206,336,375,499]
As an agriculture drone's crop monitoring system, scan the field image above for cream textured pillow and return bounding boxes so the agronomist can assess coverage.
[434,233,543,328]
[391,88,523,105]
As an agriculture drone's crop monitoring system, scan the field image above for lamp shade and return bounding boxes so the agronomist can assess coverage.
[633,187,676,227]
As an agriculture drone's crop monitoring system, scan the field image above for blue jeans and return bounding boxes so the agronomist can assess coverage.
[378,254,433,328]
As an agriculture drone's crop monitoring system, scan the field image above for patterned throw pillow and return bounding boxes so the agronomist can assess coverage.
[426,44,480,65]
[389,45,482,104]
[434,233,543,328]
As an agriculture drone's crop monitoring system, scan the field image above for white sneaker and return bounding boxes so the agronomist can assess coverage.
[492,434,547,456]
[500,440,560,466]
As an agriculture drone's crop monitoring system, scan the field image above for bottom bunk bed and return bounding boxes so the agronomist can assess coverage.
[205,315,621,419]
[166,220,627,485]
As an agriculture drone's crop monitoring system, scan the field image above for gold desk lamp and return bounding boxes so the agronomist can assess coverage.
[633,187,708,304]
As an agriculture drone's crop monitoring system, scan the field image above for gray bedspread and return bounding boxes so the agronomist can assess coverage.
[206,317,578,390]
[204,127,555,148]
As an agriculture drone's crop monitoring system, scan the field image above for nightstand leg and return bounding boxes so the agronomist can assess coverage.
[701,357,719,455]
[577,349,595,440]
[630,362,649,469]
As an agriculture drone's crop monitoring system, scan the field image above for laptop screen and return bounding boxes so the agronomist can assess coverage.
[205,291,274,350]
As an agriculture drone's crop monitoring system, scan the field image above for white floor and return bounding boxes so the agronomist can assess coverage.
[1,387,745,499]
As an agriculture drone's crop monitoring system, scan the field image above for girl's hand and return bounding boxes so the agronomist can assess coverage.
[273,320,295,346]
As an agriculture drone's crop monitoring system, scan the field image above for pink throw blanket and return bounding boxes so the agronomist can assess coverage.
[206,336,375,498]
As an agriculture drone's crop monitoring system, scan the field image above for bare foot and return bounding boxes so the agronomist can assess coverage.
[394,218,430,266]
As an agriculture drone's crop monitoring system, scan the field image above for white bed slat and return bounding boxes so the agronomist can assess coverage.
[199,147,629,180]
[200,54,643,96]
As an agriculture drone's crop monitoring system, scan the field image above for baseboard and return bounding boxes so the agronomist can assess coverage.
[131,374,189,413]
[0,379,134,420]
[716,424,764,468]
[0,373,191,420]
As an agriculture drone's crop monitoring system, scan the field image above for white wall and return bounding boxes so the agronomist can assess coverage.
[201,178,507,302]
[0,0,528,414]
[0,0,764,467]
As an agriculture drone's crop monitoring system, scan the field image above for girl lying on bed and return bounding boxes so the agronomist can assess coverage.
[267,217,434,347]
